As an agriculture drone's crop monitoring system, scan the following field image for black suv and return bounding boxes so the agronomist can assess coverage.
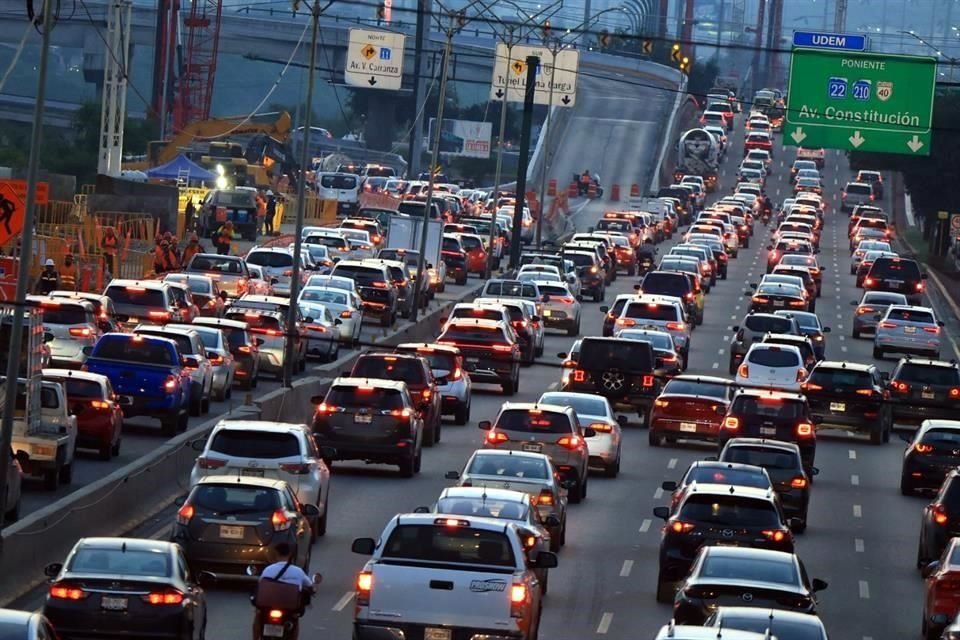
[653,483,796,603]
[639,271,701,324]
[717,437,812,531]
[900,419,960,495]
[719,389,817,473]
[917,469,960,568]
[377,248,432,304]
[350,352,442,445]
[441,235,468,285]
[437,318,521,394]
[312,377,424,477]
[864,256,927,305]
[559,337,661,426]
[364,258,415,318]
[330,260,399,327]
[802,361,890,443]
[886,358,960,426]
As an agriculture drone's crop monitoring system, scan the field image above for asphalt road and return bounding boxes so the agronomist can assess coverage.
[16,111,955,640]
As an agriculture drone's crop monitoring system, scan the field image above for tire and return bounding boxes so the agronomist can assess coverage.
[434,418,442,444]
[656,573,674,603]
[628,264,637,276]
[918,540,928,570]
[649,429,662,447]
[580,475,588,500]
[549,531,560,552]
[98,441,113,461]
[111,436,121,457]
[380,313,392,327]
[540,570,549,596]
[201,395,210,415]
[900,475,915,496]
[423,424,435,448]
[315,493,328,538]
[567,322,580,337]
[454,402,470,426]
[43,467,59,491]
[456,275,467,286]
[605,453,620,478]
[413,448,422,473]
[559,519,566,546]
[870,423,884,445]
[5,496,20,523]
[241,375,254,390]
[502,378,516,396]
[793,513,808,534]
[178,412,189,433]
[872,346,883,360]
[569,478,582,504]
[189,394,201,417]
[399,452,416,478]
[161,415,178,437]
[852,328,861,339]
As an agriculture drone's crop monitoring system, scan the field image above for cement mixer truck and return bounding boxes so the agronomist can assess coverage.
[673,128,720,192]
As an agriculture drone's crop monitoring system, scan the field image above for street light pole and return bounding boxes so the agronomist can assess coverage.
[487,39,512,278]
[283,0,321,388]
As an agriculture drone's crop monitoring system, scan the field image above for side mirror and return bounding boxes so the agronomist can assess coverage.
[541,295,550,303]
[811,416,823,425]
[301,503,321,517]
[532,551,559,569]
[44,331,54,343]
[320,446,337,459]
[922,273,929,280]
[557,352,568,359]
[82,345,94,356]
[811,467,820,476]
[43,563,63,578]
[811,578,829,592]
[898,431,913,444]
[14,450,29,464]
[182,355,200,368]
[822,326,831,333]
[939,321,946,327]
[444,470,461,480]
[766,245,773,251]
[219,291,229,301]
[598,306,609,314]
[255,338,265,346]
[633,284,642,291]
[850,300,859,306]
[730,325,739,332]
[342,369,352,377]
[271,278,280,285]
[661,480,678,492]
[412,506,430,513]
[748,283,758,289]
[531,316,541,323]
[190,439,206,452]
[704,455,718,461]
[880,371,890,381]
[303,317,314,324]
[616,415,628,426]
[743,291,754,297]
[583,427,597,438]
[478,420,492,431]
[931,613,950,627]
[351,537,376,555]
[310,395,325,405]
[544,514,561,527]
[206,350,218,359]
[197,570,217,587]
[653,506,670,521]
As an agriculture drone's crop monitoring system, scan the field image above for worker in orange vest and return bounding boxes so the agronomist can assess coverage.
[101,227,119,275]
[255,191,267,236]
[60,253,78,290]
[181,232,204,267]
[215,221,235,255]
[154,239,173,274]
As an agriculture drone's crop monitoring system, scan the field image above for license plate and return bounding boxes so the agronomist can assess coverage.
[923,391,936,400]
[543,310,552,317]
[119,395,133,406]
[522,443,543,453]
[830,402,845,412]
[887,280,903,286]
[354,414,373,424]
[101,596,127,611]
[759,427,777,436]
[680,422,698,432]
[242,469,264,477]
[127,317,139,324]
[905,326,917,333]
[773,300,784,306]
[263,624,284,638]
[220,525,244,539]
[466,357,479,364]
[425,629,452,640]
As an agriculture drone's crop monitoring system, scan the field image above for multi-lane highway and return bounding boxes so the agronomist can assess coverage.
[15,108,954,640]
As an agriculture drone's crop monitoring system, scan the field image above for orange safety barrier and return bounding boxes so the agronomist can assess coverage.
[610,184,620,201]
[568,182,578,198]
[630,183,641,197]
[588,182,597,199]
[547,178,557,196]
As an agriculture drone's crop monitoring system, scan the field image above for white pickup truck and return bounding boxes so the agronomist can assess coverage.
[11,378,77,491]
[351,513,556,640]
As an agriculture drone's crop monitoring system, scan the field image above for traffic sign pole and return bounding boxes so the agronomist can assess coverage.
[511,55,539,269]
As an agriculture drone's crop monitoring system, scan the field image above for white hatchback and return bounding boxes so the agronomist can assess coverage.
[734,343,806,392]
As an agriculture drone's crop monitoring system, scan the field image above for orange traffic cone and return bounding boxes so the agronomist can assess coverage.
[630,183,641,197]
[610,184,620,201]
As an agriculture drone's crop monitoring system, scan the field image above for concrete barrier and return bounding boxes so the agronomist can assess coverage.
[0,282,485,606]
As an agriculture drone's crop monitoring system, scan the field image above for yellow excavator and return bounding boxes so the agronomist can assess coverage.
[123,112,294,188]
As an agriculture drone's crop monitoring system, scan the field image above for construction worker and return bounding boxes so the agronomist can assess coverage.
[185,198,197,233]
[60,253,78,290]
[265,191,277,236]
[255,191,267,236]
[215,221,235,255]
[181,232,204,266]
[578,169,591,196]
[101,227,119,275]
[36,259,60,294]
[163,231,180,265]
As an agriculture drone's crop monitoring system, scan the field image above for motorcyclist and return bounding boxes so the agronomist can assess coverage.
[636,242,657,273]
[578,169,591,196]
[253,543,316,640]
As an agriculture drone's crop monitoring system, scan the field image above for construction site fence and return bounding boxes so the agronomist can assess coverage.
[280,196,337,227]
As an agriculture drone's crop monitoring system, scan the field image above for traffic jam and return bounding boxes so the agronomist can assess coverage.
[4,89,958,640]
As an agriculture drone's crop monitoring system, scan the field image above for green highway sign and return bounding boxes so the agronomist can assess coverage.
[784,49,937,155]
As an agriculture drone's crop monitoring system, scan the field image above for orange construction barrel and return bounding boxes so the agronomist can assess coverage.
[630,183,641,197]
[610,184,620,201]
[588,182,597,199]
[548,178,557,196]
[568,182,578,197]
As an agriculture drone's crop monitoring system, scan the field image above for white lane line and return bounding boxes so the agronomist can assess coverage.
[620,560,634,577]
[718,348,725,355]
[597,612,614,634]
[731,314,738,320]
[837,313,842,319]
[548,382,559,391]
[855,538,865,553]
[653,487,664,500]
[839,335,846,342]
[853,504,862,518]
[712,362,720,369]
[667,457,678,469]
[639,518,652,533]
[849,449,857,460]
[149,526,171,540]
[859,580,870,599]
[841,346,848,352]
[333,591,355,611]
[851,474,860,486]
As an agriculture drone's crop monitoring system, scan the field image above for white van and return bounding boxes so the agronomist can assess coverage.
[317,172,360,215]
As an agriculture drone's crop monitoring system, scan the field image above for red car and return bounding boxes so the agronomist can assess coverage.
[43,369,123,460]
[455,233,489,276]
[744,132,773,154]
[924,537,960,639]
[648,375,735,447]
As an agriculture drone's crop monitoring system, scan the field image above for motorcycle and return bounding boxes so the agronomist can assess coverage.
[248,565,322,640]
[636,246,658,275]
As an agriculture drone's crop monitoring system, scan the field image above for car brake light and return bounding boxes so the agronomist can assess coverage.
[590,422,612,433]
[642,375,654,387]
[535,489,554,505]
[492,344,514,352]
[796,422,814,436]
[950,388,960,398]
[486,431,509,444]
[143,590,185,605]
[856,307,873,315]
[855,388,876,397]
[279,462,314,474]
[790,477,808,489]
[670,521,696,533]
[164,376,178,392]
[924,326,940,334]
[450,367,463,381]
[723,416,739,430]
[177,503,194,525]
[573,369,586,382]
[88,399,111,410]
[271,509,292,531]
[356,571,373,606]
[762,529,788,543]
[556,435,583,449]
[208,353,224,365]
[934,505,949,525]
[372,281,389,289]
[49,584,89,600]
[801,382,822,391]
[796,368,807,382]
[510,583,527,617]
[69,327,92,337]
[892,381,910,393]
[737,364,748,378]
[389,408,413,419]
[914,442,934,454]
[864,277,875,287]
[665,322,685,331]
[879,322,897,329]
[197,456,226,470]
[340,310,353,318]
[268,609,284,620]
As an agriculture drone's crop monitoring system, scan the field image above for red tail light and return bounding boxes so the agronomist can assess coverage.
[892,381,910,393]
[916,282,926,292]
[486,431,509,444]
[556,435,584,449]
[143,590,185,605]
[914,442,934,454]
[341,310,353,318]
[801,382,822,392]
[510,583,528,617]
[69,327,92,337]
[670,521,696,533]
[796,369,807,382]
[450,367,463,381]
[49,584,89,600]
[723,416,739,430]
[879,322,896,329]
[356,571,373,606]
[164,376,178,392]
[573,369,586,382]
[534,489,555,506]
[177,503,195,525]
[372,281,389,289]
[642,375,655,387]
[197,456,226,470]
[790,477,808,489]
[934,505,950,525]
[762,529,788,543]
[864,277,875,287]
[492,344,514,352]
[924,326,940,334]
[855,388,876,397]
[208,353,224,365]
[796,422,814,436]
[950,388,960,399]
[665,322,685,331]
[271,509,292,531]
[590,422,613,433]
[279,462,314,474]
[238,345,253,353]
[737,364,749,378]
[90,399,111,410]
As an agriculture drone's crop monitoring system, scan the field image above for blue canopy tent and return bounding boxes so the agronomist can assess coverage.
[145,154,216,183]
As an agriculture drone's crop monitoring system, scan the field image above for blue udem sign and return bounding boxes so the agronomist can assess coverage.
[793,31,867,52]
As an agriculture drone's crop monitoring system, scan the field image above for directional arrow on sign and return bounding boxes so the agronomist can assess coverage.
[512,60,525,75]
[561,95,571,105]
[907,135,925,153]
[790,128,807,144]
[495,89,504,99]
[849,131,865,148]
[642,40,653,54]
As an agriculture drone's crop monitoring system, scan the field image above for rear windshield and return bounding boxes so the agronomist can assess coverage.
[192,330,220,350]
[863,293,905,305]
[807,368,872,388]
[467,453,548,478]
[53,377,103,399]
[732,395,805,419]
[331,265,384,284]
[191,484,280,514]
[209,430,301,458]
[306,235,348,249]
[451,307,503,322]
[227,312,282,331]
[321,175,357,189]
[14,384,59,410]
[246,252,293,268]
[460,236,482,251]
[846,184,873,195]
[187,256,246,274]
[746,347,799,367]
[93,337,176,364]
[897,364,960,386]
[442,238,462,253]
[497,409,570,434]
[678,494,780,527]
[40,304,89,325]
[484,281,536,298]
[301,289,348,306]
[565,253,596,268]
[213,326,250,350]
[623,303,679,322]
[539,393,607,417]
[440,325,508,343]
[538,285,568,297]
[138,331,194,355]
[642,273,688,294]
[104,286,165,308]
[68,548,171,577]
[579,339,652,371]
[685,466,770,489]
[921,429,960,446]
[403,350,456,372]
[326,386,404,410]
[352,356,426,384]
[382,525,516,567]
[379,250,418,265]
[701,555,798,585]
[436,498,527,520]
[598,220,631,232]
[717,616,821,640]
[872,259,921,279]
[662,379,729,399]
[886,308,934,324]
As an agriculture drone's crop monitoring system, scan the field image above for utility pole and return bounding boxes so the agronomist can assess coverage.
[834,0,847,33]
[283,0,321,387]
[510,55,538,269]
[406,0,430,176]
[0,0,55,522]
[98,0,132,177]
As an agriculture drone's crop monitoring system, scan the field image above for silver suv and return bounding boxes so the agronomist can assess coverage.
[728,312,800,374]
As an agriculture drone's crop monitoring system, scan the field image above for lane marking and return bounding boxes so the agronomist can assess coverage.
[667,457,677,469]
[548,382,559,391]
[712,362,719,369]
[620,560,634,577]
[717,348,725,355]
[849,449,857,460]
[855,538,865,553]
[851,474,860,486]
[333,591,355,611]
[597,612,614,634]
[858,580,870,599]
[149,526,171,540]
[639,518,652,533]
[653,487,664,500]
[853,504,862,518]
[841,346,848,352]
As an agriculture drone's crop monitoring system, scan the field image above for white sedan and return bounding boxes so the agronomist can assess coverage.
[298,286,363,345]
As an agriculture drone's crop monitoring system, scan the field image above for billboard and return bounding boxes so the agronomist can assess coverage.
[427,118,492,158]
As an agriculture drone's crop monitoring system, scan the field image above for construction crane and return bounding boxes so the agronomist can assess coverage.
[174,0,223,131]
